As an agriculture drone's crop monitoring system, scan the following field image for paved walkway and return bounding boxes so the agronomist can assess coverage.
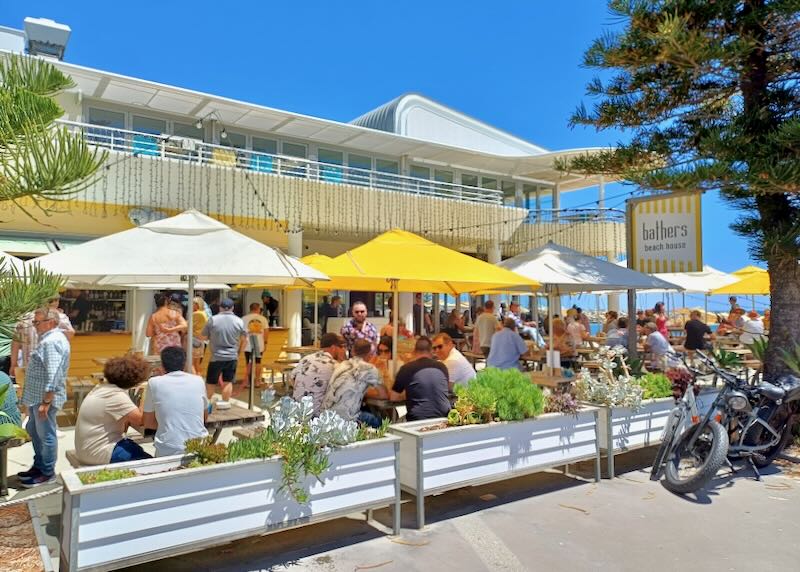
[6,426,800,571]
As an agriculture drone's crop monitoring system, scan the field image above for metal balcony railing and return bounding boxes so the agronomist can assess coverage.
[57,120,504,205]
[524,208,626,224]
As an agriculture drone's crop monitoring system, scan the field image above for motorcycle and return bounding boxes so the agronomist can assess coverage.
[651,350,800,494]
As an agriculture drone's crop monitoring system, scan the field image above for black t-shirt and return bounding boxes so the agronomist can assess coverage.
[72,295,90,327]
[392,357,451,421]
[684,319,711,350]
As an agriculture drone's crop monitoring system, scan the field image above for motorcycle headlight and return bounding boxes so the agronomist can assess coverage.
[727,392,750,411]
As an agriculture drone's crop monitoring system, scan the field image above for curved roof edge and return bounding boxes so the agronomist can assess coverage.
[351,93,548,157]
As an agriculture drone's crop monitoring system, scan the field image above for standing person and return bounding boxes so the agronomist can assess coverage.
[576,307,591,333]
[261,290,279,327]
[475,300,501,356]
[321,339,386,427]
[566,314,588,349]
[68,289,90,331]
[340,301,379,356]
[202,298,246,402]
[683,310,713,352]
[390,337,451,421]
[728,296,739,313]
[290,333,346,415]
[10,312,36,374]
[191,297,208,374]
[412,293,433,335]
[487,319,529,371]
[74,355,151,465]
[653,302,669,338]
[143,347,208,457]
[18,308,70,487]
[432,333,475,388]
[242,302,269,388]
[322,295,342,334]
[48,295,75,339]
[146,293,187,356]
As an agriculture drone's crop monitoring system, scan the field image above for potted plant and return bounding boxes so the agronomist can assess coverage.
[389,368,600,528]
[59,397,401,572]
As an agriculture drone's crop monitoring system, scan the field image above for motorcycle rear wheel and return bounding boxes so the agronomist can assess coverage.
[663,421,728,495]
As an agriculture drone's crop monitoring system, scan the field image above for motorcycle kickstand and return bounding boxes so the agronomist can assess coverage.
[747,457,762,481]
[724,458,737,475]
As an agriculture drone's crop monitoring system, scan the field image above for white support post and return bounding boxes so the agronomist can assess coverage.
[287,230,303,347]
[487,241,501,308]
[131,289,154,354]
[399,293,413,333]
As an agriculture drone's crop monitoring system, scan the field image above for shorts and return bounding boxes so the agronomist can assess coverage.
[192,343,206,361]
[206,360,238,385]
[244,351,261,364]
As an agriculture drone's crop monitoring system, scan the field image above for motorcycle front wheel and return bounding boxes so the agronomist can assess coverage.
[663,421,728,495]
[650,410,684,481]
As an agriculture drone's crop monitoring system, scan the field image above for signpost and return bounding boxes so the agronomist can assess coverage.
[625,192,704,358]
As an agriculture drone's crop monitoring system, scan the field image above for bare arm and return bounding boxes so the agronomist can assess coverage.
[142,411,157,430]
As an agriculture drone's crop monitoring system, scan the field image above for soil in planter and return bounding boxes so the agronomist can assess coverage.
[0,503,46,572]
[417,421,449,432]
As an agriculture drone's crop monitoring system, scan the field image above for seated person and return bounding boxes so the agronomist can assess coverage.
[391,337,451,421]
[143,347,209,457]
[441,309,466,339]
[0,369,22,427]
[506,301,545,346]
[644,322,676,368]
[75,355,152,465]
[367,335,404,395]
[380,313,413,339]
[740,310,766,345]
[487,318,529,370]
[321,339,387,427]
[605,317,629,348]
[432,332,475,388]
[602,311,619,334]
[683,310,713,352]
[290,333,346,415]
[547,318,577,368]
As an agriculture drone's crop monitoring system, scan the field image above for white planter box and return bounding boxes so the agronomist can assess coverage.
[59,437,400,572]
[389,409,600,528]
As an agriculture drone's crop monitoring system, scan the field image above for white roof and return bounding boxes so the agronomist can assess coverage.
[0,249,24,273]
[28,210,328,286]
[38,56,615,192]
[498,242,682,294]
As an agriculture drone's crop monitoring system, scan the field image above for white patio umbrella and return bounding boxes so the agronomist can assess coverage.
[0,249,25,274]
[29,210,329,371]
[496,242,681,366]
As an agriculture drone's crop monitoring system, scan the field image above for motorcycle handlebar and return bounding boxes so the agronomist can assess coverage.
[694,350,741,386]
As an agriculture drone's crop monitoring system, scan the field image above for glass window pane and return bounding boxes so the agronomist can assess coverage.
[501,181,516,195]
[410,165,430,179]
[434,169,454,183]
[461,174,478,187]
[252,137,278,154]
[318,148,344,165]
[481,177,497,190]
[348,154,371,170]
[282,142,306,158]
[173,121,204,139]
[223,131,246,149]
[375,159,398,173]
[88,107,124,128]
[348,154,371,185]
[132,115,166,135]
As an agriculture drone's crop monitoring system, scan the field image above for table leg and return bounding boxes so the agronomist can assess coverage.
[0,442,8,498]
[210,428,222,443]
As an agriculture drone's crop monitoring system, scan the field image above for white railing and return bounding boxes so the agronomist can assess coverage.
[57,120,504,205]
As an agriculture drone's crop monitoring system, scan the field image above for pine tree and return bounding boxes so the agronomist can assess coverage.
[0,54,106,365]
[565,0,800,376]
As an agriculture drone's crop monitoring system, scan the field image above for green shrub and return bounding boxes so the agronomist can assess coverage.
[78,468,137,485]
[638,372,673,400]
[448,368,544,425]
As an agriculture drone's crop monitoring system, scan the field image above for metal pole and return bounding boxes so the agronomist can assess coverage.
[248,333,258,411]
[184,275,196,373]
[547,285,555,371]
[391,281,400,377]
[314,288,319,344]
[704,293,709,324]
[625,199,638,360]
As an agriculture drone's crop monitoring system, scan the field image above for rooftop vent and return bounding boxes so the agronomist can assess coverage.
[24,17,71,60]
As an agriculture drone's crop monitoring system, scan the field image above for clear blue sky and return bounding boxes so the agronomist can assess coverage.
[3,2,761,287]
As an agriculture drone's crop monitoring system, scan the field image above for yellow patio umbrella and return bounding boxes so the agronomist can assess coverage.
[326,229,539,370]
[732,265,766,276]
[711,271,770,296]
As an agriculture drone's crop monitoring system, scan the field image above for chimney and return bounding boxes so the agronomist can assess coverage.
[24,17,71,60]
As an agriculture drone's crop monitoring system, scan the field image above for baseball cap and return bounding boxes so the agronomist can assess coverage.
[261,290,272,298]
[220,298,235,309]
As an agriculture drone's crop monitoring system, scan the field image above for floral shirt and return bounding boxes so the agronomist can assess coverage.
[340,319,378,355]
[290,350,338,415]
[321,357,381,421]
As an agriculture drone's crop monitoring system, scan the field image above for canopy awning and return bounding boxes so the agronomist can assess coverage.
[712,272,770,295]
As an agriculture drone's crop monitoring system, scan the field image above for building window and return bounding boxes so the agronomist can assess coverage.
[130,116,167,157]
[410,165,430,179]
[318,148,344,183]
[132,115,166,135]
[434,169,454,183]
[251,137,278,172]
[173,121,204,139]
[348,154,372,185]
[223,131,246,149]
[480,177,497,190]
[461,174,479,188]
[87,107,125,149]
[375,159,399,189]
[281,142,307,177]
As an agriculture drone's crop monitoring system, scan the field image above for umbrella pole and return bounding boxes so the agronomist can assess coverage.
[185,275,196,374]
[751,294,755,311]
[391,280,399,377]
[704,293,708,324]
[314,288,319,345]
[548,286,555,374]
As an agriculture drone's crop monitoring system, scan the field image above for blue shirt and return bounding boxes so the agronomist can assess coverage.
[486,328,528,370]
[22,328,70,409]
[0,371,22,426]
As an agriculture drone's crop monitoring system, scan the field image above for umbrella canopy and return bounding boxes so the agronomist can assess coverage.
[0,250,25,274]
[28,210,327,286]
[321,229,539,295]
[640,265,737,294]
[497,242,680,294]
[732,265,766,276]
[711,271,770,295]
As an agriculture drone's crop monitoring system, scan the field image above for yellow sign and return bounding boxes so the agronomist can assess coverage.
[628,193,703,274]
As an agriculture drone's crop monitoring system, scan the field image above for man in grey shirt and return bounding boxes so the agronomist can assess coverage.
[201,298,246,401]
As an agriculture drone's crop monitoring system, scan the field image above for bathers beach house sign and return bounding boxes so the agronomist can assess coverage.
[627,192,703,273]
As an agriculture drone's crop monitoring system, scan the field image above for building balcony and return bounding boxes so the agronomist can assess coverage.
[58,120,503,205]
[504,208,626,259]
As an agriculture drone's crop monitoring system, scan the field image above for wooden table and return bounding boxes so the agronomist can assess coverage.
[527,373,573,390]
[365,398,408,423]
[93,355,162,368]
[283,346,318,355]
[463,351,487,367]
[578,361,602,370]
[576,347,595,356]
[205,405,265,442]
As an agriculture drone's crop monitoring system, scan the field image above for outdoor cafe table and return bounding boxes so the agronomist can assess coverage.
[283,346,318,355]
[527,373,573,391]
[206,404,265,442]
[365,398,407,423]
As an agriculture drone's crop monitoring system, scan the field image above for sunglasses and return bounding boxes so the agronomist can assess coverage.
[432,344,445,350]
[378,348,390,354]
